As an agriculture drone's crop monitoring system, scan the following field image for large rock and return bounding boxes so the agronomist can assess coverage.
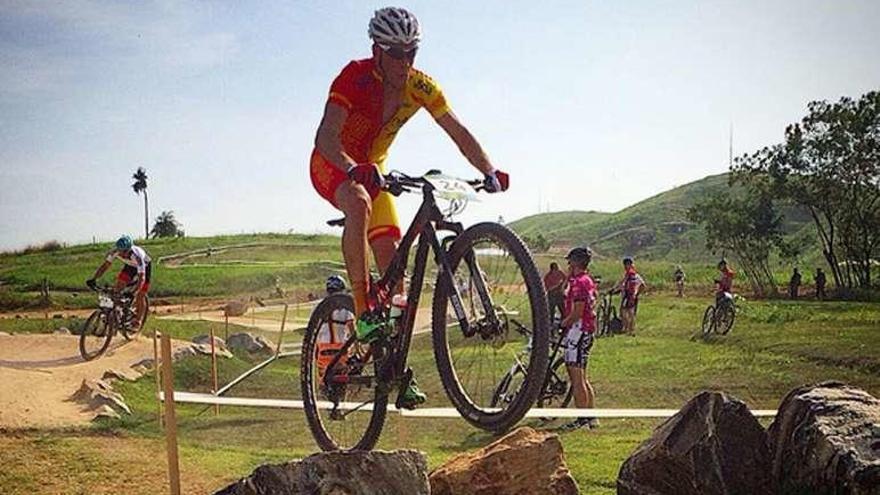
[227,332,272,354]
[215,450,429,495]
[429,427,578,495]
[769,381,880,494]
[617,391,773,495]
[193,334,228,351]
[71,379,132,416]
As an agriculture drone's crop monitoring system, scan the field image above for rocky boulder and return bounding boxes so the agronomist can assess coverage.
[71,379,131,416]
[215,450,429,495]
[193,334,228,350]
[227,332,272,354]
[429,427,578,495]
[769,381,880,494]
[617,391,773,495]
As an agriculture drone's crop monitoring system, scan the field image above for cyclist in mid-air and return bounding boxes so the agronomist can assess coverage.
[86,235,151,332]
[558,247,599,431]
[309,7,508,407]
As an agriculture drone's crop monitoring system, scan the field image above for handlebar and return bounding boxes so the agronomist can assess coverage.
[382,170,485,197]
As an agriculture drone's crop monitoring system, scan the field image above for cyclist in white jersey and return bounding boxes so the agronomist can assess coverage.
[86,235,151,331]
[318,275,355,343]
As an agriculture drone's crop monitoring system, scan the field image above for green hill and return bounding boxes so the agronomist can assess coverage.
[510,173,813,262]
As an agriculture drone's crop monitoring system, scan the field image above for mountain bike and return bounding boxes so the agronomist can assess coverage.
[79,285,150,360]
[300,170,550,451]
[596,291,622,337]
[491,323,572,414]
[701,292,735,336]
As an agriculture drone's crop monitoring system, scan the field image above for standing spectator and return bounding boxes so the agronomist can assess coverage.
[558,247,599,431]
[789,268,802,299]
[544,262,568,322]
[673,265,686,298]
[614,256,646,336]
[815,268,827,300]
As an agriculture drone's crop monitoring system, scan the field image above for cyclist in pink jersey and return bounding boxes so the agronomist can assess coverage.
[559,246,599,431]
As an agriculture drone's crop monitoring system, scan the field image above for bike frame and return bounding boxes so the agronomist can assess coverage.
[320,176,499,392]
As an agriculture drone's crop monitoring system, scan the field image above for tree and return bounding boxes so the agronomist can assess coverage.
[131,167,149,238]
[733,91,880,291]
[150,210,183,238]
[688,183,784,297]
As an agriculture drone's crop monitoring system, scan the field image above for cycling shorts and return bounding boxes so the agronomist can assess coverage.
[117,262,151,293]
[309,149,401,242]
[562,322,594,368]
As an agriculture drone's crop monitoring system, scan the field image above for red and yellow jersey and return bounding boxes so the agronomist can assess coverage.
[327,58,451,165]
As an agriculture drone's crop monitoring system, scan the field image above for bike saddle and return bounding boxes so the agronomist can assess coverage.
[327,218,345,227]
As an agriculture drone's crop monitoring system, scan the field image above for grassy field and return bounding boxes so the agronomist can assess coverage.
[2,293,878,494]
[0,234,343,311]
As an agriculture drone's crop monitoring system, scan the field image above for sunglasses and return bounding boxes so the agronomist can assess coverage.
[380,44,418,61]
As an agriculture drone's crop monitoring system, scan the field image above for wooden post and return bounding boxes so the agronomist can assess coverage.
[224,314,229,340]
[209,325,219,416]
[154,328,163,427]
[275,303,289,355]
[160,333,182,495]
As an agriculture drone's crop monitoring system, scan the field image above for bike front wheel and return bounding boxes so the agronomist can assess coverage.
[301,293,387,451]
[432,222,550,432]
[79,310,113,361]
[718,304,735,335]
[701,306,715,336]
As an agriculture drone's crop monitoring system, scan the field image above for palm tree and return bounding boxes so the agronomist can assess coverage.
[150,210,182,238]
[131,167,149,238]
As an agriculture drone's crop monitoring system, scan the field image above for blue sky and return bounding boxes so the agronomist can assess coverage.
[1,1,878,250]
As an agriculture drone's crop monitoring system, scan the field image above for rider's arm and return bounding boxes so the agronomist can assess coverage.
[435,111,494,175]
[314,102,359,173]
[92,260,111,281]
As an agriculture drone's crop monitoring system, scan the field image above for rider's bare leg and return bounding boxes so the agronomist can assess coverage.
[335,181,373,316]
[566,365,594,409]
[370,236,403,294]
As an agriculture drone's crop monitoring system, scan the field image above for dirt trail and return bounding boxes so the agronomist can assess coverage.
[0,334,180,430]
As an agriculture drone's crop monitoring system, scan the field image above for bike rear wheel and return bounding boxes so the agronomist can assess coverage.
[701,306,715,336]
[79,310,113,361]
[432,222,550,432]
[301,293,387,451]
[538,356,573,409]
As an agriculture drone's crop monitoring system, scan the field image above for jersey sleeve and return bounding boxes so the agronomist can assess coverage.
[328,62,358,111]
[410,71,451,119]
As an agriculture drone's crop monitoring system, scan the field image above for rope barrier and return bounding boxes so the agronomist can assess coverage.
[161,392,777,418]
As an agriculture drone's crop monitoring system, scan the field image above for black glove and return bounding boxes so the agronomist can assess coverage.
[86,279,97,289]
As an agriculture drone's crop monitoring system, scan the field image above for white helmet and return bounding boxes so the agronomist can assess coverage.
[368,7,421,48]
